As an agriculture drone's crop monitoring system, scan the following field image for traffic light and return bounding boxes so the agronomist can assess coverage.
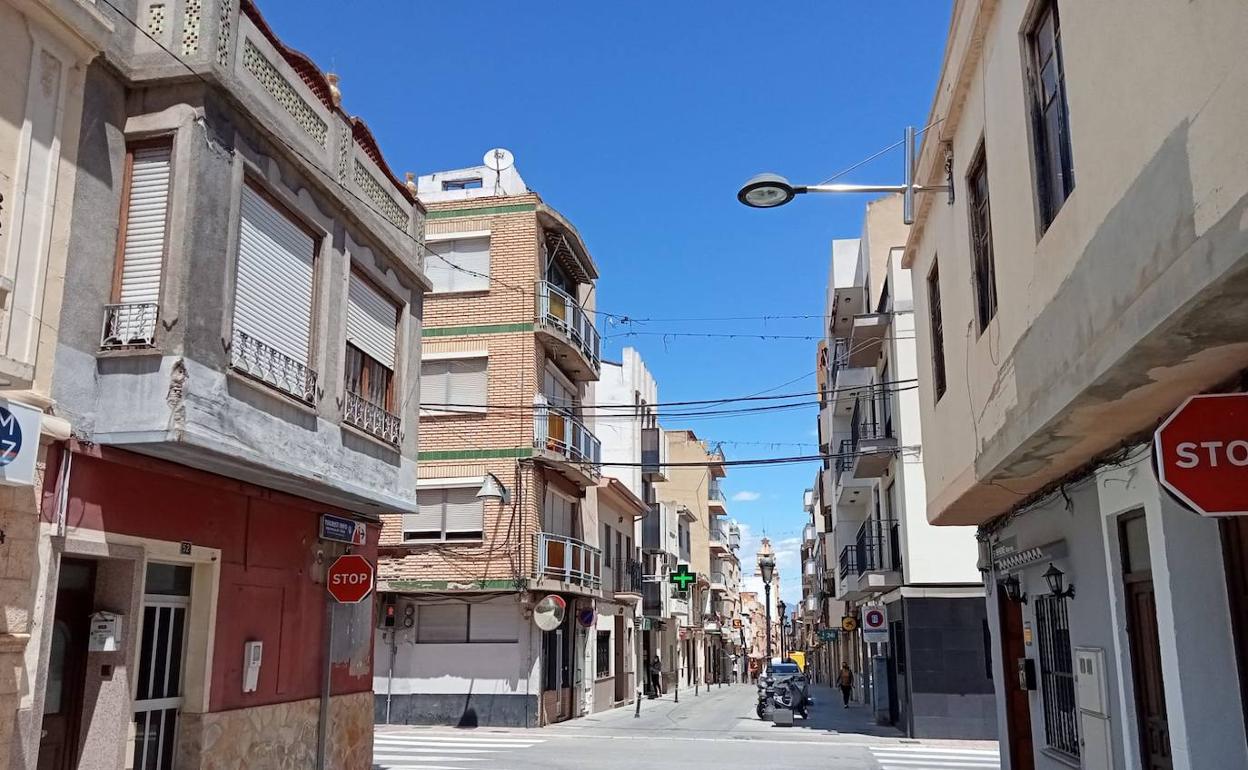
[381,594,396,628]
[403,603,415,628]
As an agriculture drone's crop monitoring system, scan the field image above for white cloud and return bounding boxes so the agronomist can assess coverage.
[731,490,761,502]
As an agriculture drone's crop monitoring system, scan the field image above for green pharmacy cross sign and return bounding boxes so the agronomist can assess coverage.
[670,564,697,591]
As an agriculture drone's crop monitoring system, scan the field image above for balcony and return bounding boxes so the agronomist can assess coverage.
[643,581,665,618]
[708,479,727,514]
[803,524,817,545]
[613,559,644,601]
[709,521,730,556]
[344,390,401,445]
[727,523,741,550]
[847,312,891,367]
[533,403,602,486]
[101,302,159,349]
[534,531,602,594]
[709,571,727,592]
[535,280,601,381]
[229,329,317,404]
[829,284,867,338]
[643,502,675,554]
[847,519,903,597]
[831,360,872,416]
[641,426,667,481]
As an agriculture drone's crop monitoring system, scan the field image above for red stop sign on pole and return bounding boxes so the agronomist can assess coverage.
[326,554,375,603]
[1155,393,1248,517]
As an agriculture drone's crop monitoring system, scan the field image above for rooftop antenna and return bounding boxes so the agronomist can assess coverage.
[483,148,514,196]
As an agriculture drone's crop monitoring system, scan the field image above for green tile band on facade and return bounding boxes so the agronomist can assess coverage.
[417,447,533,461]
[423,323,534,337]
[382,579,521,591]
[427,203,537,219]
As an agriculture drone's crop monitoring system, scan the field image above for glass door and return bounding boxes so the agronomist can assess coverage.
[132,563,191,770]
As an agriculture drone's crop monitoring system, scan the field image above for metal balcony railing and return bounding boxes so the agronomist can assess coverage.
[344,389,401,445]
[229,329,317,404]
[533,403,602,478]
[536,280,601,374]
[709,571,727,586]
[710,521,729,546]
[839,545,857,581]
[615,558,643,594]
[708,479,727,503]
[827,338,849,394]
[643,503,664,552]
[535,531,601,590]
[855,518,902,575]
[836,439,855,473]
[101,302,159,348]
[803,524,817,544]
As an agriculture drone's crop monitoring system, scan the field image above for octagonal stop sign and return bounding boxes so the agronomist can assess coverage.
[1155,393,1248,517]
[326,554,375,603]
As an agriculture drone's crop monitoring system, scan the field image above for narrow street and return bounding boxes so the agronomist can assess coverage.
[374,684,1000,770]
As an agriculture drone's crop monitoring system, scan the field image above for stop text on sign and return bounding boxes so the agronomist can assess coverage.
[1154,393,1248,517]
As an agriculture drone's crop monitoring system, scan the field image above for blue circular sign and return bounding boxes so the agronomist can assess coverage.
[0,406,22,467]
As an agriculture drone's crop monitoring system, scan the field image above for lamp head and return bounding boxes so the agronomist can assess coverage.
[476,472,511,505]
[1043,562,1074,598]
[737,173,799,209]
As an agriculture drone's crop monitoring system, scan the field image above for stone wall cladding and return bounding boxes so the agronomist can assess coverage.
[176,691,373,770]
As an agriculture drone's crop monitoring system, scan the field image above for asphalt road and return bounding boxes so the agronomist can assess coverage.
[374,684,1000,770]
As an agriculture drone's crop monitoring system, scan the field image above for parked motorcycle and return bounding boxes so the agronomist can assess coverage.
[756,662,810,720]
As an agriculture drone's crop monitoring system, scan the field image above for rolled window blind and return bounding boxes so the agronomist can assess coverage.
[118,145,173,304]
[233,185,316,364]
[347,273,398,369]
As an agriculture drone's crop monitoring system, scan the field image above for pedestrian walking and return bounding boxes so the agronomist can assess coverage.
[838,663,854,708]
[648,655,663,698]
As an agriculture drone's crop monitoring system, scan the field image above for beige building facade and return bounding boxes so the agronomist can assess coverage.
[0,0,107,762]
[904,1,1248,768]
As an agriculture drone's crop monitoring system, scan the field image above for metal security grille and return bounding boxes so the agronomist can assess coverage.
[1035,594,1080,757]
[132,595,188,769]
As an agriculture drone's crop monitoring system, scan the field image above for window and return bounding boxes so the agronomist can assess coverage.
[602,524,612,567]
[416,604,468,643]
[420,356,487,416]
[231,182,319,398]
[543,487,577,536]
[416,602,518,644]
[596,631,612,678]
[426,236,490,293]
[927,261,947,401]
[345,272,399,409]
[108,140,173,347]
[403,485,483,542]
[442,178,482,191]
[1035,593,1080,757]
[1029,0,1074,231]
[967,145,998,332]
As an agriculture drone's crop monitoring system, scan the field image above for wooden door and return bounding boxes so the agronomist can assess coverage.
[38,559,97,770]
[614,615,628,702]
[1121,512,1172,769]
[998,588,1035,770]
[1221,516,1248,755]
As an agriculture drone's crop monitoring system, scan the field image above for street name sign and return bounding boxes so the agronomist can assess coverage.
[1155,393,1248,516]
[320,514,367,545]
[326,554,374,604]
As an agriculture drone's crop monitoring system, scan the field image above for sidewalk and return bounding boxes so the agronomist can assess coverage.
[800,684,905,739]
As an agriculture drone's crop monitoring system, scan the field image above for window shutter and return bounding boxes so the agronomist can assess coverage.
[417,604,468,643]
[403,489,444,537]
[346,273,398,370]
[447,358,487,413]
[233,185,316,364]
[469,601,518,643]
[118,145,172,304]
[427,237,490,292]
[443,487,483,536]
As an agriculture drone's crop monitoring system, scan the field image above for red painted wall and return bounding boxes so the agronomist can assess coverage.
[44,447,379,712]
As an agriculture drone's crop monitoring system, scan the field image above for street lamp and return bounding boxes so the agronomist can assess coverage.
[777,599,787,660]
[1043,563,1076,599]
[737,126,953,225]
[476,473,511,505]
[758,553,775,662]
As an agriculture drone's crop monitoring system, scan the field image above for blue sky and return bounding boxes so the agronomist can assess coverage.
[260,1,952,606]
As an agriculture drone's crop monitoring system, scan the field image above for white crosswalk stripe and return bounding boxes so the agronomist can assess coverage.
[870,745,1001,770]
[373,730,545,770]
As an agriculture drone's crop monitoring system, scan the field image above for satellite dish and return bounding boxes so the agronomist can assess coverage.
[533,594,566,631]
[483,148,514,173]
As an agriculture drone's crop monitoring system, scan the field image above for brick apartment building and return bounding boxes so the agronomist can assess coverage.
[375,155,605,727]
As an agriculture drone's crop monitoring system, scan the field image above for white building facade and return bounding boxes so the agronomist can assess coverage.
[818,197,995,738]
